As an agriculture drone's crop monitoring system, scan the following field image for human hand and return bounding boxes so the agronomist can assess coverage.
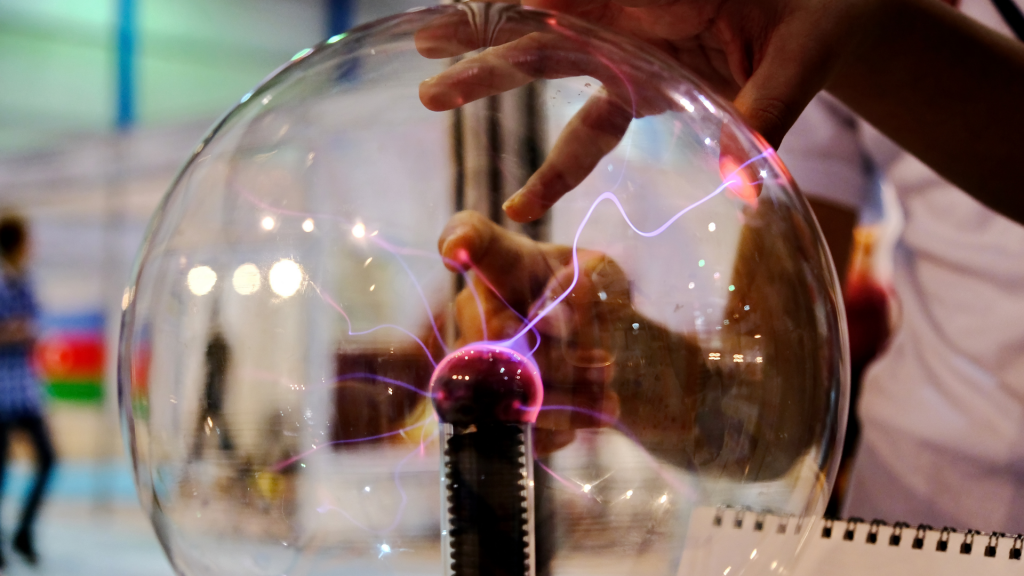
[437,210,636,453]
[418,0,873,221]
[435,207,836,476]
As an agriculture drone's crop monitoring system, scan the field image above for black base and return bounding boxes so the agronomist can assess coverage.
[446,424,529,576]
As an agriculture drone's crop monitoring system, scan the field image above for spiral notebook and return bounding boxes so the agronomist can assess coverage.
[679,507,1024,575]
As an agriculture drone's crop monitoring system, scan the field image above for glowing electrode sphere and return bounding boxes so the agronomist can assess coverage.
[431,345,543,426]
[119,4,848,576]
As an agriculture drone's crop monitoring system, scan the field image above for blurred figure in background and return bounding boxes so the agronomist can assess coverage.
[190,329,234,461]
[0,214,55,567]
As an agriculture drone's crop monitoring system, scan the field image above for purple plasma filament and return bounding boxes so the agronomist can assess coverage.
[430,344,543,426]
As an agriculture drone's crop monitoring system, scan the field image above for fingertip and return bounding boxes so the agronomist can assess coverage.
[718,123,765,203]
[418,77,461,112]
[502,191,545,223]
[438,224,475,271]
[440,243,470,273]
[719,153,762,206]
[439,210,501,271]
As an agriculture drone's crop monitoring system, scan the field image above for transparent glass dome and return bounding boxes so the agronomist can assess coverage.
[119,4,848,575]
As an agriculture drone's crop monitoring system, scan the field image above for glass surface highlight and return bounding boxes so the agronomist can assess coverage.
[119,4,849,575]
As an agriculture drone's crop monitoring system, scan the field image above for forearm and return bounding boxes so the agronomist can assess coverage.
[827,0,1024,223]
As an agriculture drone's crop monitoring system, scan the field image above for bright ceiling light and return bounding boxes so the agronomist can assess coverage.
[187,266,217,296]
[232,263,261,295]
[269,259,303,298]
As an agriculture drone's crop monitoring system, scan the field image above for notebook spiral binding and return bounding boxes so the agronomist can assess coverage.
[710,507,1024,561]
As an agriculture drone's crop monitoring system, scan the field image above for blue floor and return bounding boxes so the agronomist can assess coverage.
[0,461,173,575]
[3,460,139,504]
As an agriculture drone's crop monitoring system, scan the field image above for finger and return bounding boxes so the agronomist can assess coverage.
[453,283,500,343]
[503,91,632,222]
[673,37,744,99]
[530,252,632,384]
[420,31,608,112]
[420,26,671,114]
[729,17,833,148]
[541,248,631,310]
[551,252,603,348]
[420,39,537,111]
[413,6,537,60]
[718,121,764,205]
[456,291,528,344]
[439,211,561,308]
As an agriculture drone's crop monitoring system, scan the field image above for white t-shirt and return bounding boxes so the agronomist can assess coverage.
[778,0,1024,481]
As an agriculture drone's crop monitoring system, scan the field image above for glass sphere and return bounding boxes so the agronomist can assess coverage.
[119,4,848,576]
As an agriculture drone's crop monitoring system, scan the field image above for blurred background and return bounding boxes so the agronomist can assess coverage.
[0,1,428,573]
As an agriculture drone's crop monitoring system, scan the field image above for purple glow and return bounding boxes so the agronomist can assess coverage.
[270,419,432,472]
[374,246,449,354]
[228,181,470,363]
[464,261,542,347]
[535,459,578,491]
[308,282,439,367]
[430,344,544,425]
[314,430,439,536]
[500,152,769,347]
[534,404,700,498]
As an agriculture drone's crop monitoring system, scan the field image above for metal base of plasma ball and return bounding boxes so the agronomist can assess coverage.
[445,424,530,576]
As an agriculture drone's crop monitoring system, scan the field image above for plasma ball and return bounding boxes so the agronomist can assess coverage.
[430,344,543,426]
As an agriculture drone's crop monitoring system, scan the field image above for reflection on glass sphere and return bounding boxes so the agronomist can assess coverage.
[119,3,848,576]
[232,263,262,296]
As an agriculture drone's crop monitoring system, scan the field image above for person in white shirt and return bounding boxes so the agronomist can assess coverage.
[778,0,1024,534]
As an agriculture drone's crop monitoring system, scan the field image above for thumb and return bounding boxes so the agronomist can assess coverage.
[731,21,833,149]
